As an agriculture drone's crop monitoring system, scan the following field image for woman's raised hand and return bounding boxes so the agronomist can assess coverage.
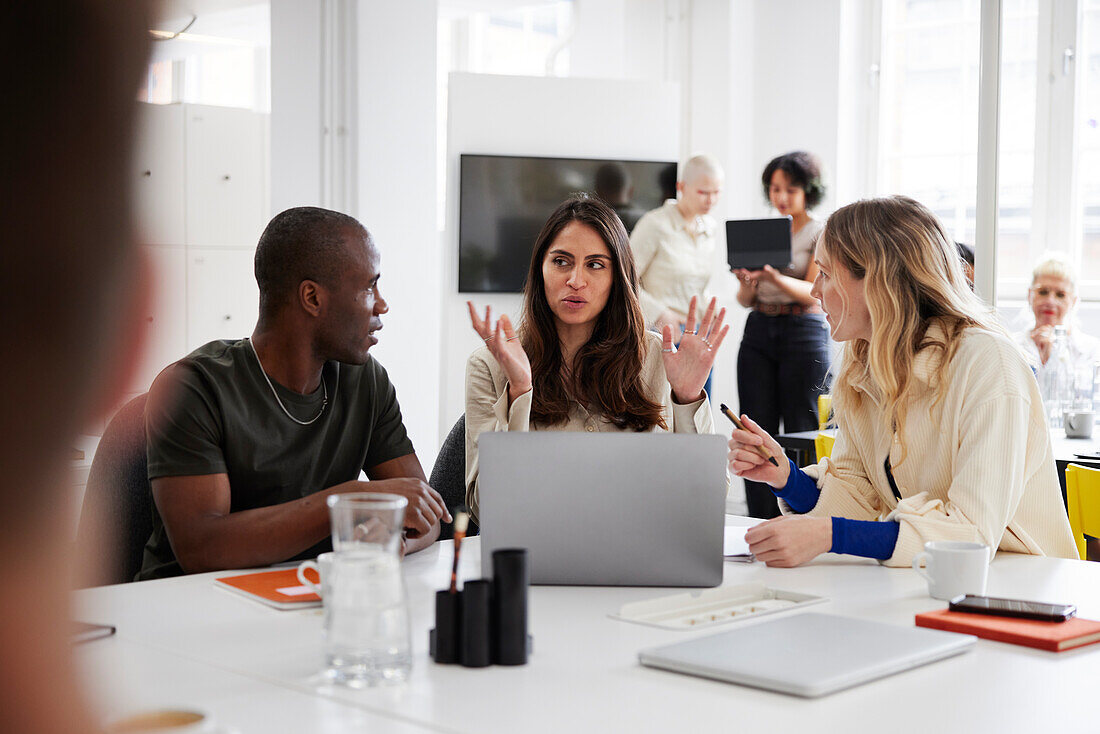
[467,301,532,401]
[661,296,728,404]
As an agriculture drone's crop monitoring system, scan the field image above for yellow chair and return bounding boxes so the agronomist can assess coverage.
[1064,464,1100,561]
[817,394,833,431]
[814,432,835,461]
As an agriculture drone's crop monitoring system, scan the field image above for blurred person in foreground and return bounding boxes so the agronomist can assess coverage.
[0,2,149,732]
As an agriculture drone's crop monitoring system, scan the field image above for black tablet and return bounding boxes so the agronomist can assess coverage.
[726,217,793,270]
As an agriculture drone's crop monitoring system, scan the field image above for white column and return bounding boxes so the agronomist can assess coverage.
[356,0,441,468]
[975,0,1002,304]
[270,0,324,211]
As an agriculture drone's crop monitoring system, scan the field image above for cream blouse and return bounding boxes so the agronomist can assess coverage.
[629,200,718,325]
[464,332,715,522]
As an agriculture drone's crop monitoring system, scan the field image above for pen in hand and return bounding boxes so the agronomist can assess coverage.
[719,403,780,468]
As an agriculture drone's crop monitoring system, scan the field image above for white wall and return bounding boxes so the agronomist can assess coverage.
[270,0,441,469]
[270,0,323,210]
[749,0,844,215]
[357,0,442,469]
[441,72,681,432]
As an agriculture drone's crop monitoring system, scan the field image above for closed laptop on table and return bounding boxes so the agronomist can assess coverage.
[478,432,727,587]
[639,612,976,697]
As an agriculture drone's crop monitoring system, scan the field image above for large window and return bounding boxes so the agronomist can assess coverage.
[877,0,1040,295]
[140,4,270,112]
[1077,0,1100,282]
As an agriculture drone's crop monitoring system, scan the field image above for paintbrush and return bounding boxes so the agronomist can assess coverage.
[449,511,469,594]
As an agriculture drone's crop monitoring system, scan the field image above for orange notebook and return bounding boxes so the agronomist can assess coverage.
[915,609,1100,652]
[214,568,321,610]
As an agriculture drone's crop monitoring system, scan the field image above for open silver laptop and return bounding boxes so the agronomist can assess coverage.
[639,613,976,697]
[478,432,727,586]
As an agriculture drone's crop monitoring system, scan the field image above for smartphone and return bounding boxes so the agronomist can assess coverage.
[948,594,1076,622]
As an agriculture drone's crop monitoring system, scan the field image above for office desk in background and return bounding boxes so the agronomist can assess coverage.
[75,518,1100,734]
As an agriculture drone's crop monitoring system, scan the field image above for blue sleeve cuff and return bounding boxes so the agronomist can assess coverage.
[772,458,820,514]
[830,518,900,560]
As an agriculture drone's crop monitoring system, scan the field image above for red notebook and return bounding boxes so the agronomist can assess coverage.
[915,609,1100,652]
[215,568,321,610]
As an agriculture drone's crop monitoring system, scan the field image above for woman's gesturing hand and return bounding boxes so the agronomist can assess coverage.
[467,301,532,402]
[727,413,789,487]
[1030,324,1054,365]
[662,296,728,404]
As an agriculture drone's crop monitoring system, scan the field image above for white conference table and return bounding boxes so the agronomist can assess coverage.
[75,517,1100,733]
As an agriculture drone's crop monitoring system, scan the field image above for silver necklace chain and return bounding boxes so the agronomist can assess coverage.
[247,338,328,425]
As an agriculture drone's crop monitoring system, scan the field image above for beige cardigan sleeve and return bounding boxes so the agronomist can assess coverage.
[791,427,884,521]
[464,348,532,524]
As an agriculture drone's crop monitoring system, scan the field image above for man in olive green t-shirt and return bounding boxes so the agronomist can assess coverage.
[140,207,450,580]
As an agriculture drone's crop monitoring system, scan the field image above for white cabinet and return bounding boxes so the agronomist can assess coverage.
[186,248,260,351]
[133,104,186,245]
[185,105,266,248]
[124,102,269,397]
[131,245,188,390]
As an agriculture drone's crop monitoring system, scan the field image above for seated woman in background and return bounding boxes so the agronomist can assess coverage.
[465,194,728,523]
[727,196,1077,567]
[1014,254,1099,389]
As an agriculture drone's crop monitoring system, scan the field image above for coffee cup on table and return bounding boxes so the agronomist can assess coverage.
[104,708,216,733]
[911,540,990,601]
[296,551,336,598]
[1064,410,1095,439]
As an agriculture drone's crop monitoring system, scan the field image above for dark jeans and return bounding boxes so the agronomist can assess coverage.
[736,311,832,518]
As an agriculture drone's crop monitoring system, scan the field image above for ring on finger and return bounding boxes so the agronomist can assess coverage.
[484,335,495,343]
[506,336,519,342]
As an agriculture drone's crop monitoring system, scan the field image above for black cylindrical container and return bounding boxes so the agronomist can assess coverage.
[492,548,529,665]
[459,579,492,668]
[431,589,461,664]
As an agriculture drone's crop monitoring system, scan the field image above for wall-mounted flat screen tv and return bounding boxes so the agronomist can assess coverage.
[459,154,677,293]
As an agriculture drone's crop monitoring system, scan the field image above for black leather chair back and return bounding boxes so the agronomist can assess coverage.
[430,414,478,540]
[74,393,152,586]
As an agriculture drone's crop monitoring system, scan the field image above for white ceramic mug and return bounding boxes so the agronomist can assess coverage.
[1064,410,1095,439]
[297,551,336,597]
[911,540,990,601]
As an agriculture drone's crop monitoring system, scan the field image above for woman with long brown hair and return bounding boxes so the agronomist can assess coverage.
[464,194,729,522]
[727,196,1076,567]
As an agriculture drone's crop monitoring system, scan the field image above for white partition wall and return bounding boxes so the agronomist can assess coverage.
[441,72,681,435]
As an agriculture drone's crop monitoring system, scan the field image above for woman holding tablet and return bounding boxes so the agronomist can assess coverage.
[727,196,1077,567]
[464,195,728,523]
[734,151,831,519]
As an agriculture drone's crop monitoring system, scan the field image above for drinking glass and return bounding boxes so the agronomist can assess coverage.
[321,493,411,686]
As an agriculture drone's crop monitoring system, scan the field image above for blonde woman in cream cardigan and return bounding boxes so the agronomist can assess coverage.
[727,196,1077,568]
